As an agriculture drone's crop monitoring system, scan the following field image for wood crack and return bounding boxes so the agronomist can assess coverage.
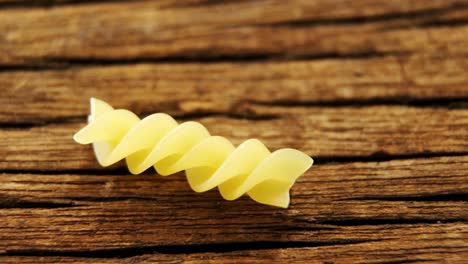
[0,0,250,10]
[248,96,468,109]
[0,0,139,9]
[314,152,468,164]
[0,199,75,209]
[417,18,468,28]
[342,193,468,202]
[319,219,466,226]
[1,239,376,258]
[55,196,164,203]
[269,3,468,28]
[0,111,279,129]
[0,51,396,72]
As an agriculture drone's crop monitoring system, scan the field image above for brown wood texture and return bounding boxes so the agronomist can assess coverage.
[1,54,468,124]
[1,106,468,171]
[1,0,467,263]
[1,0,468,64]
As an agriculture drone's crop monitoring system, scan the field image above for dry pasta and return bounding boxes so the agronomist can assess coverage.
[73,98,313,208]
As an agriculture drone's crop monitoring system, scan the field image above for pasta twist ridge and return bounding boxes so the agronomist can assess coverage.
[74,98,313,208]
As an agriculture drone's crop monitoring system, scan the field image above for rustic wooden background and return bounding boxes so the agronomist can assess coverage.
[1,0,468,263]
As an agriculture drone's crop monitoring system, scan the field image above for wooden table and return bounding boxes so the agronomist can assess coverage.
[1,1,467,263]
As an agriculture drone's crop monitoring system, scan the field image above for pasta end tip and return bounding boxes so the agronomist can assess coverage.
[72,131,84,144]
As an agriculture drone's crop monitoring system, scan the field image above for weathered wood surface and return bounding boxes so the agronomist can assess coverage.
[1,225,467,263]
[1,106,468,171]
[1,0,467,263]
[2,225,467,263]
[1,0,468,64]
[1,54,468,124]
[1,157,467,256]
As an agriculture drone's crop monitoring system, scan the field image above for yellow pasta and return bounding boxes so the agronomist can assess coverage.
[73,98,313,208]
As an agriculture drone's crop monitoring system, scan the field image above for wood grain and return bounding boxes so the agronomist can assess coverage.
[0,0,467,64]
[0,0,199,7]
[1,105,467,171]
[1,156,466,252]
[1,53,468,124]
[1,223,467,263]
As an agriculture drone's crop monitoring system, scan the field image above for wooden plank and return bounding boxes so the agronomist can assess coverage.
[0,0,463,12]
[0,156,467,252]
[1,105,467,170]
[0,0,197,7]
[3,155,467,206]
[1,54,468,124]
[1,223,467,263]
[0,0,467,64]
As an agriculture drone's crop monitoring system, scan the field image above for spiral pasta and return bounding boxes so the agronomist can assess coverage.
[73,98,313,208]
